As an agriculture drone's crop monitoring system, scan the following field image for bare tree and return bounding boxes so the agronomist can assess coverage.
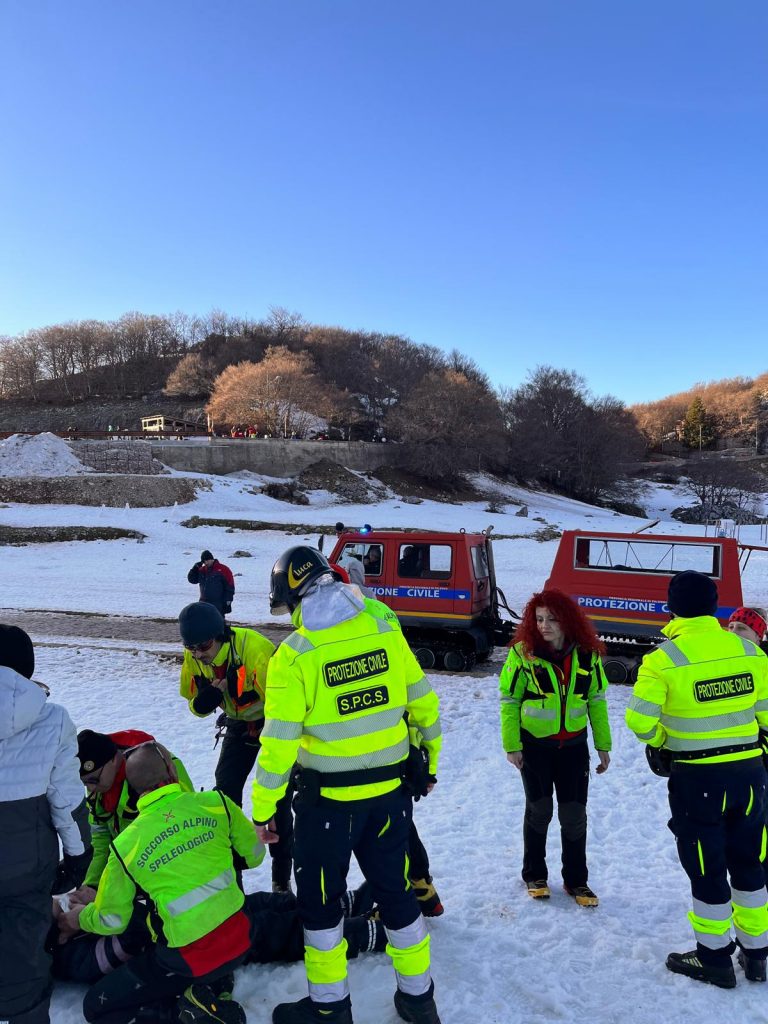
[206,346,337,436]
[681,459,764,521]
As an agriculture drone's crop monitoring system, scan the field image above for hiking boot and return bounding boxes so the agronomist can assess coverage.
[394,983,441,1024]
[178,984,247,1024]
[666,951,736,989]
[737,949,767,982]
[410,877,444,917]
[564,884,598,907]
[525,880,551,899]
[272,996,353,1023]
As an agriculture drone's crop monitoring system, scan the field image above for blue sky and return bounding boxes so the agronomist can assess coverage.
[1,1,766,405]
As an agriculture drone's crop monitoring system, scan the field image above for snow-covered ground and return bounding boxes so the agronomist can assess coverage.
[3,442,768,1023]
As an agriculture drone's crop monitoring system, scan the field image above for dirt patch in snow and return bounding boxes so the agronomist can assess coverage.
[297,460,375,503]
[0,475,202,507]
[0,525,146,545]
[373,466,482,503]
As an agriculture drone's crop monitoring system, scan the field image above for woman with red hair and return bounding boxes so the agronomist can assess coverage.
[499,589,612,907]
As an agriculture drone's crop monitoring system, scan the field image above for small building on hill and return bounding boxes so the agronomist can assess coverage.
[140,414,205,434]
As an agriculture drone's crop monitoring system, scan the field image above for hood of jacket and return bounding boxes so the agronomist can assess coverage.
[295,577,366,631]
[0,665,47,740]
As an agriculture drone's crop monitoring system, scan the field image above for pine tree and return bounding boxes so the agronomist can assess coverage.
[682,396,717,449]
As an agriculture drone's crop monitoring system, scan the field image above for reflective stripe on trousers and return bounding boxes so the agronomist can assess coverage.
[385,914,432,996]
[304,921,350,1003]
[731,886,768,950]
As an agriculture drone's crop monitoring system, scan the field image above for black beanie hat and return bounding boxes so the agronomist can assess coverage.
[200,550,214,562]
[77,729,118,776]
[0,624,35,679]
[667,570,718,618]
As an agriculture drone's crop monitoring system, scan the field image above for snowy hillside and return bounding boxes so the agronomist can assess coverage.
[2,461,767,1023]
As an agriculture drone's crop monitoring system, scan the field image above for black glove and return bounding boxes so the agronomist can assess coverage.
[192,683,225,715]
[645,745,673,778]
[223,602,232,615]
[52,847,93,894]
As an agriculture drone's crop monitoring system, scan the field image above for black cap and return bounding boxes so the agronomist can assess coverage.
[179,602,225,646]
[0,624,35,679]
[77,729,118,776]
[667,571,718,618]
[200,550,214,562]
[334,523,344,533]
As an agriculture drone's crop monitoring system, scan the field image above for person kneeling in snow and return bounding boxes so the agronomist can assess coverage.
[57,741,264,1024]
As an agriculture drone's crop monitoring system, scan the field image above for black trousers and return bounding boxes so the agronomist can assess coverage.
[408,818,431,881]
[668,759,768,964]
[0,882,54,1024]
[294,786,420,935]
[520,737,590,888]
[215,720,294,879]
[82,945,247,1024]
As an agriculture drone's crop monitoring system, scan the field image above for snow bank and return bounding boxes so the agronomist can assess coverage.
[0,432,87,477]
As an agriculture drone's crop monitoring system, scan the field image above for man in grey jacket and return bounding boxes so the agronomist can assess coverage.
[0,625,92,1024]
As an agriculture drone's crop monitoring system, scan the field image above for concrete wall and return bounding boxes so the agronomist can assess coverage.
[150,438,407,476]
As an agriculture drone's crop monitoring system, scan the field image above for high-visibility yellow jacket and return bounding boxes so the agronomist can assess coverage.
[79,784,264,946]
[179,627,275,722]
[499,643,612,752]
[251,605,441,822]
[626,616,768,764]
[85,752,193,888]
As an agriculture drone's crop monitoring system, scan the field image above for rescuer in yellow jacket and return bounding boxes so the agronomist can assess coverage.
[626,570,768,988]
[178,601,294,893]
[295,592,444,917]
[252,546,442,1024]
[58,740,265,1024]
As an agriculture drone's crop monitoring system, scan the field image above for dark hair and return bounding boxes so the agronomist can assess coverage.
[514,588,604,657]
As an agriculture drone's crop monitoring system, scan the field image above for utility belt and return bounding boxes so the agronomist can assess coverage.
[671,740,761,765]
[294,746,431,807]
[648,740,762,778]
[214,714,265,748]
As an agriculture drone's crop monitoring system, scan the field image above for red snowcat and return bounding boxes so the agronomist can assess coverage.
[328,527,515,671]
[546,529,767,682]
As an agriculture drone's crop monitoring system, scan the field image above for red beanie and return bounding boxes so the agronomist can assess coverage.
[728,607,767,640]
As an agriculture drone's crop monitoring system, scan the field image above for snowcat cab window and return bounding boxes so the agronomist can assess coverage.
[398,544,452,580]
[471,544,490,580]
[576,537,721,578]
[340,542,383,577]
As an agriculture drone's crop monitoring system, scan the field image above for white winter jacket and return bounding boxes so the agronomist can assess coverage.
[0,665,87,862]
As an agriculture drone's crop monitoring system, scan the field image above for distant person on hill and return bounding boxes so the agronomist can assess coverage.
[187,550,235,617]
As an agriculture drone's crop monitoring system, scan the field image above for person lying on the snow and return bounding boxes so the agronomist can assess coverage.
[51,883,385,984]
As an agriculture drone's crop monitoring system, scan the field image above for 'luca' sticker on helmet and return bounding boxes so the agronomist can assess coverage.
[694,673,754,702]
[337,685,390,715]
[323,649,389,688]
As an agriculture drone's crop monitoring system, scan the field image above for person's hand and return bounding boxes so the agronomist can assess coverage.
[52,848,93,894]
[506,751,523,770]
[58,907,83,944]
[212,676,228,691]
[255,818,279,844]
[596,750,611,774]
[426,779,436,794]
[70,885,98,907]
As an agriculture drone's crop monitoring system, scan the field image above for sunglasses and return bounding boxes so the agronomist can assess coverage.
[81,763,106,786]
[184,638,215,654]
